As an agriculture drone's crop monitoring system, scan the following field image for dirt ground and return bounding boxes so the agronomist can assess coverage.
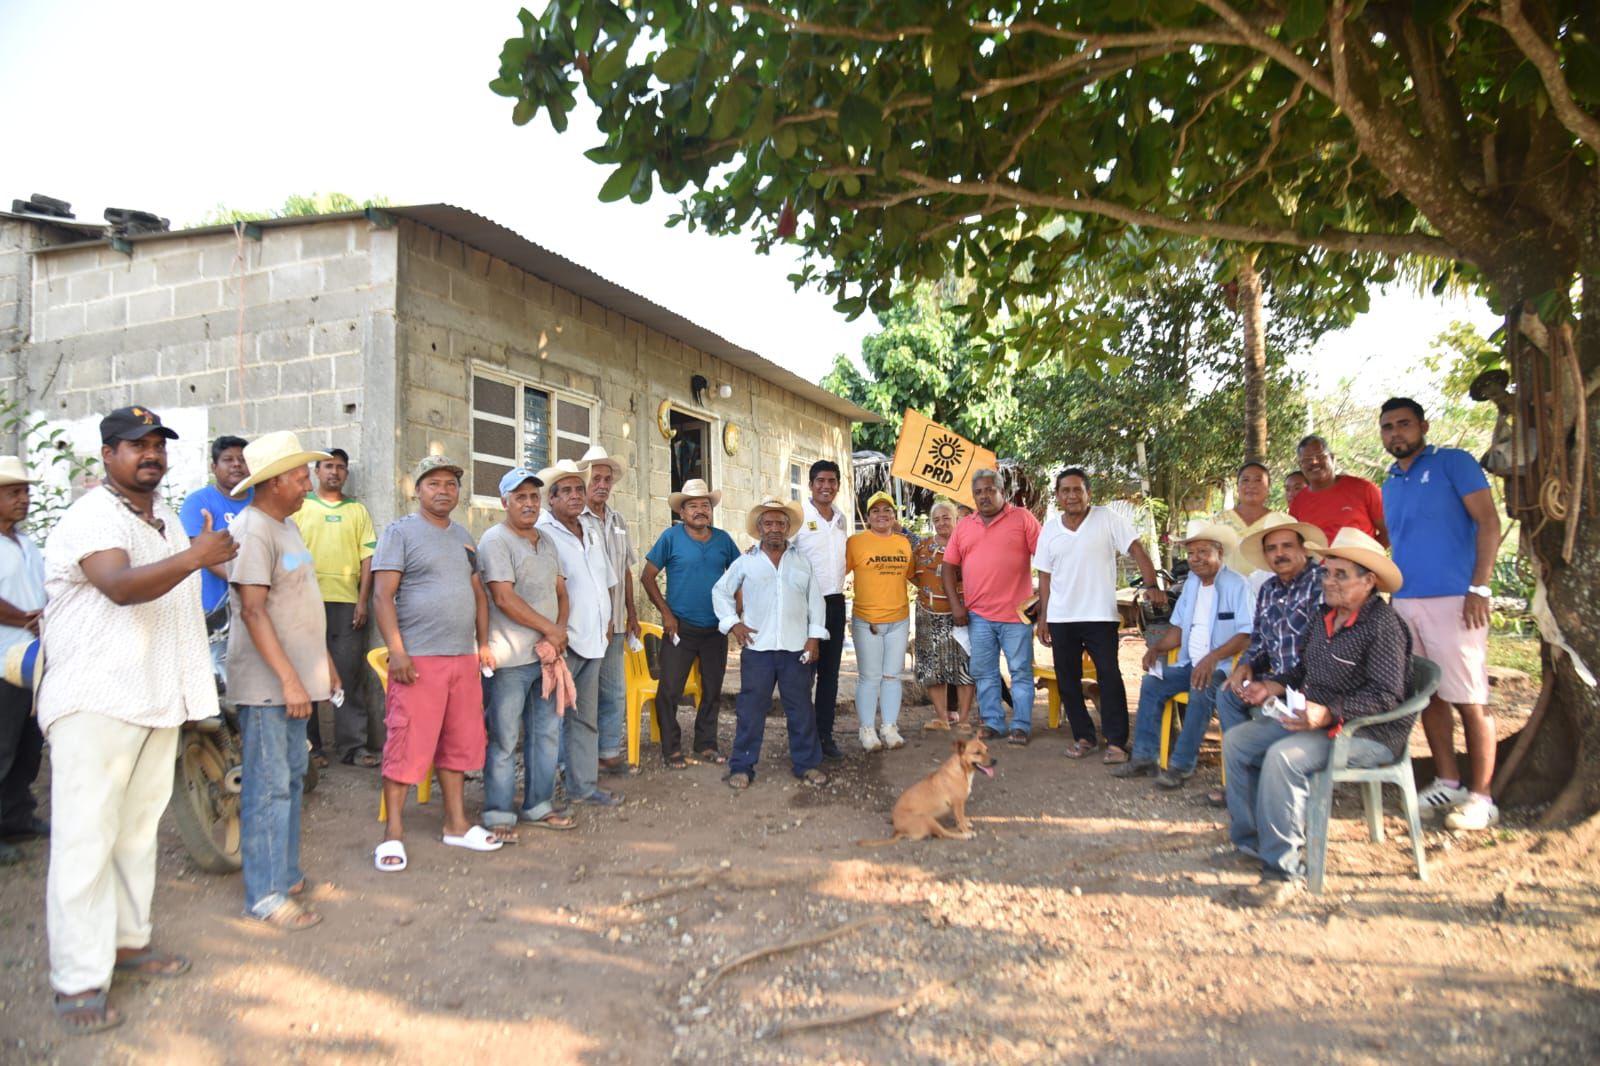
[1,637,1597,1065]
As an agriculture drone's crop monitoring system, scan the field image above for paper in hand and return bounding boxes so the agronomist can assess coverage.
[952,625,971,655]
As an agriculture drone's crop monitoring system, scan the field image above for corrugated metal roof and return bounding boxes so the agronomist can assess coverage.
[25,202,880,424]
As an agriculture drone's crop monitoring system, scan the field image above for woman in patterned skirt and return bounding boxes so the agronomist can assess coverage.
[912,499,974,729]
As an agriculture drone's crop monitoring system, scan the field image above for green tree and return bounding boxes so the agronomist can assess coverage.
[494,2,1600,822]
[195,192,392,226]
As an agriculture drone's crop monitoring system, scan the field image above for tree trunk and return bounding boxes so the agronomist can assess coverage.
[1237,252,1268,461]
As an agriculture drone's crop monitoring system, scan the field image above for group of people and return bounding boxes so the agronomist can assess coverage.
[0,391,1504,1031]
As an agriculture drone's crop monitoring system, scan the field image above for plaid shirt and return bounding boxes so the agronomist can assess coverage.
[1244,561,1324,678]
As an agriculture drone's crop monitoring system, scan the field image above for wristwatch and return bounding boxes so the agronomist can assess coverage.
[1467,584,1492,598]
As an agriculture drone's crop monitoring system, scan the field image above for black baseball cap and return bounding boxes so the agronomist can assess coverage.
[100,405,180,444]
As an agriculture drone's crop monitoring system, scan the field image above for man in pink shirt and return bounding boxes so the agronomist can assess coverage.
[1289,435,1389,546]
[942,468,1041,744]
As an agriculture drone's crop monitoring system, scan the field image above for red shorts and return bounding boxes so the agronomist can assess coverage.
[381,654,486,784]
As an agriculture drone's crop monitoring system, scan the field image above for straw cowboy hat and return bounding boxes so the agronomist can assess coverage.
[230,432,332,497]
[746,494,804,539]
[1308,527,1404,593]
[1180,517,1241,557]
[668,477,722,512]
[536,458,589,489]
[0,457,36,487]
[577,443,628,480]
[1238,512,1327,572]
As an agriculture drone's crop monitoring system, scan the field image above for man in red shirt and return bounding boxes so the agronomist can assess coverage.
[1288,435,1389,547]
[942,469,1041,745]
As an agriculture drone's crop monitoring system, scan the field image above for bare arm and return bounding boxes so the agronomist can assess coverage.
[1034,572,1052,646]
[942,562,967,627]
[1127,540,1167,607]
[1462,487,1501,628]
[236,583,312,718]
[353,555,373,629]
[1140,624,1182,671]
[640,560,676,640]
[622,565,640,638]
[472,572,493,669]
[372,569,414,684]
[488,580,567,647]
[0,595,40,632]
[79,510,237,606]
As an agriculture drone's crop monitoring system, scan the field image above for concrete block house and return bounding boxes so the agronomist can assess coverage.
[0,201,874,543]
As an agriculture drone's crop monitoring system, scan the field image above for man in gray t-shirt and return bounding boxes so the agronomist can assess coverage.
[371,456,501,871]
[224,431,338,929]
[479,468,574,834]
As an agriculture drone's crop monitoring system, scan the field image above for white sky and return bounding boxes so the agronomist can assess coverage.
[1,0,1500,405]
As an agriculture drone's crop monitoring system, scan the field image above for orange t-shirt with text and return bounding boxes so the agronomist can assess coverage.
[846,532,914,624]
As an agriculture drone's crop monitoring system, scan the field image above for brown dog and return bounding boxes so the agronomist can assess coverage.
[856,737,996,847]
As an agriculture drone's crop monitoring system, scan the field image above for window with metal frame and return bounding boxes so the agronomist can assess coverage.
[470,370,594,500]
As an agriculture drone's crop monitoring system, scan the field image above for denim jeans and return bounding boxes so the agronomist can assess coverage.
[970,614,1035,734]
[1128,664,1219,765]
[238,705,308,918]
[850,616,909,731]
[1223,718,1395,880]
[597,633,626,761]
[1163,666,1231,773]
[729,648,821,780]
[483,661,561,825]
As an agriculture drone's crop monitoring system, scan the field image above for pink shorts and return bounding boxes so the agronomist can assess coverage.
[1392,596,1490,705]
[381,654,486,784]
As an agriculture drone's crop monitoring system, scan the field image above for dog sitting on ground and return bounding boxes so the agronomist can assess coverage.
[856,737,996,846]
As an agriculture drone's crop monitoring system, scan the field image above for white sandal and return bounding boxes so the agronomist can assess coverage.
[373,839,407,872]
[441,825,503,852]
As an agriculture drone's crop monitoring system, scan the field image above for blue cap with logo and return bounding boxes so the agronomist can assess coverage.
[498,467,544,496]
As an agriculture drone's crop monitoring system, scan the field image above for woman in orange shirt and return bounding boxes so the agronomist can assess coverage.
[845,492,914,752]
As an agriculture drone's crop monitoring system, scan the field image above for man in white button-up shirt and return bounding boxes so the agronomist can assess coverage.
[536,460,622,809]
[790,460,848,759]
[713,496,830,789]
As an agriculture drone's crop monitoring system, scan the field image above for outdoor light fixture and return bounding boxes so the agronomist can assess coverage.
[718,383,733,399]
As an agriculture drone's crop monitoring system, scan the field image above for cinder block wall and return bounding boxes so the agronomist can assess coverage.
[15,219,402,523]
[394,219,852,551]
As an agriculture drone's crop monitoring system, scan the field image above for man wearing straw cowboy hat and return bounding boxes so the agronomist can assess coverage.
[372,454,503,873]
[224,432,339,931]
[537,457,623,808]
[641,478,741,768]
[0,455,47,867]
[712,495,831,789]
[1221,528,1414,907]
[1113,518,1254,786]
[40,404,237,1034]
[579,444,641,777]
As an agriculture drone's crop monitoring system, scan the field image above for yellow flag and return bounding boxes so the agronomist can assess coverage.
[889,409,997,509]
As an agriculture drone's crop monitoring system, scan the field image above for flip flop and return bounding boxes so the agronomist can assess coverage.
[442,825,504,852]
[523,812,577,831]
[694,749,727,765]
[1064,738,1096,759]
[54,989,122,1035]
[665,752,690,770]
[374,839,407,872]
[113,949,191,979]
[725,772,751,790]
[251,898,323,932]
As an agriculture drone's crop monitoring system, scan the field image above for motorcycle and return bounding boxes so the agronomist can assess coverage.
[171,606,317,874]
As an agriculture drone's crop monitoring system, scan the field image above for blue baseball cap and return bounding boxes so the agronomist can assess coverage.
[498,467,544,496]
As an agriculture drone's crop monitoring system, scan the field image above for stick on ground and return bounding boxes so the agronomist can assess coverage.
[761,969,973,1039]
[701,917,874,993]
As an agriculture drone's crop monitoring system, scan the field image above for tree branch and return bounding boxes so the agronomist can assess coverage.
[1214,79,1307,211]
[1495,0,1600,155]
[1193,0,1334,99]
[736,2,928,42]
[1173,60,1264,166]
[892,171,1460,258]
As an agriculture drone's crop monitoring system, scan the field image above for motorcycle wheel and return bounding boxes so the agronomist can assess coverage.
[172,728,243,874]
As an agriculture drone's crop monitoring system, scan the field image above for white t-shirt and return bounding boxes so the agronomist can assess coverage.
[1184,582,1217,665]
[1031,508,1138,624]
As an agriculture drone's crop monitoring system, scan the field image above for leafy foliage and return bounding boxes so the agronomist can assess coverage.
[0,397,101,540]
[196,192,392,227]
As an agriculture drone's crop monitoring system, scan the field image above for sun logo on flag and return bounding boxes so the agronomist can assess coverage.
[927,433,965,470]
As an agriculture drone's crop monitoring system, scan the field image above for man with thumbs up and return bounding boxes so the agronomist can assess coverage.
[40,405,238,1034]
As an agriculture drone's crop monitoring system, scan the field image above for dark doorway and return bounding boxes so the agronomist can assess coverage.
[669,410,711,525]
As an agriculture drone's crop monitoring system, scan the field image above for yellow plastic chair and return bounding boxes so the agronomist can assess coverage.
[1033,653,1098,730]
[1158,647,1236,782]
[626,621,705,766]
[369,646,432,820]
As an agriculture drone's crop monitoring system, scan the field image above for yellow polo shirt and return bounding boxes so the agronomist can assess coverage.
[291,495,377,603]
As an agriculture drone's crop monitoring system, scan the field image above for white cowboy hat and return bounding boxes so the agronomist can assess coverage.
[1238,512,1327,572]
[536,458,589,490]
[1308,527,1404,593]
[668,477,722,512]
[230,432,332,496]
[0,457,35,487]
[577,443,628,480]
[745,494,804,539]
[1181,518,1241,557]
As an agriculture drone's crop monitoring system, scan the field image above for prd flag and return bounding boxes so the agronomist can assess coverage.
[890,409,997,509]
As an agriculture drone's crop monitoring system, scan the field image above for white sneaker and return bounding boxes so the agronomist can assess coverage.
[859,727,883,753]
[1444,796,1500,831]
[879,724,905,750]
[1417,779,1469,810]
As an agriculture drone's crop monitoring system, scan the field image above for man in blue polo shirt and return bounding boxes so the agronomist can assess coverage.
[1380,397,1502,830]
[640,479,741,768]
[180,436,252,671]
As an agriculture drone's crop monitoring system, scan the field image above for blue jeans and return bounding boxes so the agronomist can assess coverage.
[1223,718,1394,880]
[483,661,561,825]
[970,614,1034,734]
[1163,667,1231,773]
[597,633,626,761]
[1129,664,1219,765]
[851,617,909,731]
[238,705,307,918]
[729,648,821,780]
